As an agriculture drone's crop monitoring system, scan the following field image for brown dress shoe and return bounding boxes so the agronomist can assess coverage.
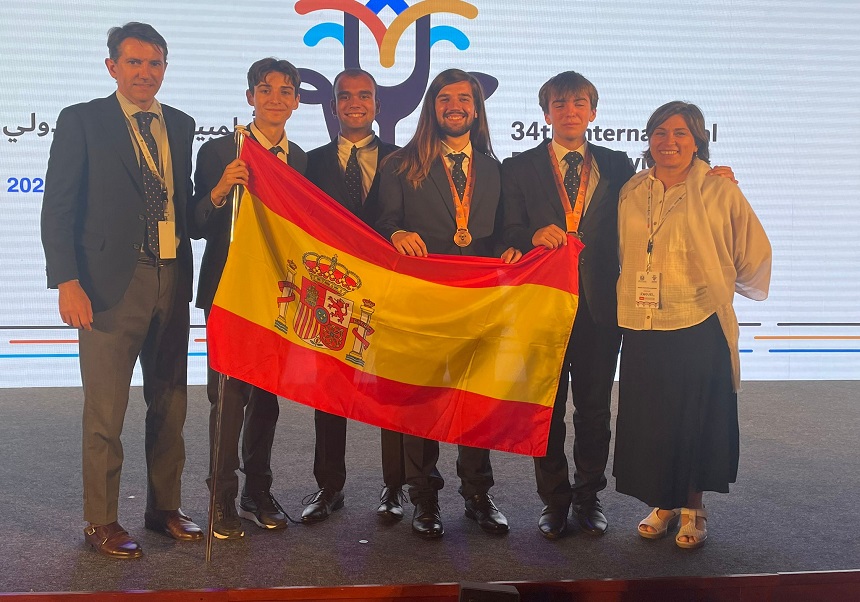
[84,522,142,559]
[144,509,203,541]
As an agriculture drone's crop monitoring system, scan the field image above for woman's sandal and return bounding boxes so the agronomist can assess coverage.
[637,507,681,539]
[675,507,708,549]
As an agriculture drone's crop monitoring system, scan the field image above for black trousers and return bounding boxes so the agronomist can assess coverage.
[403,435,494,504]
[205,310,279,501]
[534,293,621,509]
[312,409,406,491]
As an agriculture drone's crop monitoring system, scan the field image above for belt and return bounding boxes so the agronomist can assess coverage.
[137,255,176,268]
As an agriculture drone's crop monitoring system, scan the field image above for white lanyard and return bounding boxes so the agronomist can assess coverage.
[645,178,686,272]
[127,114,167,190]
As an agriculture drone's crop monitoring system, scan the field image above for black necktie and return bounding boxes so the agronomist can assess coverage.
[269,145,284,157]
[134,111,165,256]
[562,151,584,205]
[344,145,362,207]
[448,152,467,200]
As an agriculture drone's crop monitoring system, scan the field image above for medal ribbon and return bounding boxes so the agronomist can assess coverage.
[441,151,475,234]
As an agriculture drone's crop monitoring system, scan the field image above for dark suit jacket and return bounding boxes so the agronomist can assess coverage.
[305,139,399,227]
[375,151,503,258]
[41,93,195,312]
[190,132,307,311]
[500,140,634,326]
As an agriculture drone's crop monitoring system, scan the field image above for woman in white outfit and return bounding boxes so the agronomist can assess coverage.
[613,101,772,549]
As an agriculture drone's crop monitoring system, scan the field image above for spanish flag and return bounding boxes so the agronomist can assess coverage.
[207,138,581,456]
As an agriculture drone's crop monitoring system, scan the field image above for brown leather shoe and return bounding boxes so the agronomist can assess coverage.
[84,522,142,559]
[144,509,203,541]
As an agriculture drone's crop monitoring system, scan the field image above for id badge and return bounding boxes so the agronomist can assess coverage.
[635,271,661,308]
[157,220,176,259]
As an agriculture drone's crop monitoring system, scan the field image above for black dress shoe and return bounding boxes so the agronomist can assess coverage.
[574,496,608,536]
[144,509,203,541]
[85,522,142,559]
[301,488,344,523]
[377,486,405,520]
[538,504,568,540]
[412,497,444,538]
[464,494,509,534]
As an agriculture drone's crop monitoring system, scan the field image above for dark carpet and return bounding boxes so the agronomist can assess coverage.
[0,381,857,593]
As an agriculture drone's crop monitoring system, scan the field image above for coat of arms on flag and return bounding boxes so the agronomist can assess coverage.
[275,253,375,366]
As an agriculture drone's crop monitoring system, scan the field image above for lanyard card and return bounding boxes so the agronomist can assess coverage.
[635,271,661,308]
[157,220,176,259]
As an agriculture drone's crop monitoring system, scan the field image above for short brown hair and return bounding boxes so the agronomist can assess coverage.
[107,22,167,62]
[538,71,598,114]
[333,68,378,97]
[247,58,301,93]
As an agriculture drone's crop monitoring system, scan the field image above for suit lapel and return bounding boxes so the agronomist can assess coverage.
[428,157,456,222]
[325,142,350,202]
[580,147,611,231]
[531,141,566,223]
[99,94,144,195]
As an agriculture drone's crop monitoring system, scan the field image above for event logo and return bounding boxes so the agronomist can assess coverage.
[275,252,376,367]
[294,0,498,142]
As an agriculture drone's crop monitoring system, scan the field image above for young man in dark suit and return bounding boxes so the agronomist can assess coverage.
[300,69,406,524]
[501,71,733,540]
[41,22,201,558]
[190,58,307,539]
[501,71,634,540]
[375,69,521,539]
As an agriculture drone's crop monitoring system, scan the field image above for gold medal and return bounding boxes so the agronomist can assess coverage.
[454,228,472,247]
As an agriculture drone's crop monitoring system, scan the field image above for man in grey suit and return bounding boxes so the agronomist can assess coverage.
[190,58,306,540]
[301,68,405,524]
[41,22,201,558]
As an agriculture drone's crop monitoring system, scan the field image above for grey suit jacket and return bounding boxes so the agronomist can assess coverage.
[41,93,195,312]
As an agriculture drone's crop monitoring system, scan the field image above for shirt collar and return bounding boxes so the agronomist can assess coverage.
[116,91,163,121]
[551,139,587,163]
[337,132,377,150]
[441,140,472,159]
[250,122,288,155]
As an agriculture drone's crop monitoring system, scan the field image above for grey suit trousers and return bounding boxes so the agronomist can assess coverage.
[79,261,189,525]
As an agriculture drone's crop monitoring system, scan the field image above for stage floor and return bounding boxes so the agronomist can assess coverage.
[0,381,857,593]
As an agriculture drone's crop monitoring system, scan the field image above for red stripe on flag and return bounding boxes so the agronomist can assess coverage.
[241,138,579,294]
[208,305,551,456]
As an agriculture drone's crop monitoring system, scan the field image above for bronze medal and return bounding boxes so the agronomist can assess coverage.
[454,228,472,247]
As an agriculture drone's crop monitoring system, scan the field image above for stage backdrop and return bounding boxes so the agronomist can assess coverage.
[1,0,858,387]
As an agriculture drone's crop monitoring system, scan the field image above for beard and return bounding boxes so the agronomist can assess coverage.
[438,112,475,138]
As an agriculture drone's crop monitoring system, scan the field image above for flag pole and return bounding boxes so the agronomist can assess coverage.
[229,125,248,243]
[206,124,247,563]
[205,371,227,563]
